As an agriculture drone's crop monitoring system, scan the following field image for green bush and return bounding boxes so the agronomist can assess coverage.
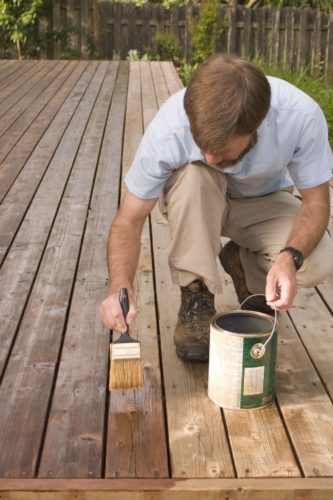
[254,58,333,147]
[188,0,225,64]
[0,0,47,58]
[145,31,181,62]
[179,61,197,86]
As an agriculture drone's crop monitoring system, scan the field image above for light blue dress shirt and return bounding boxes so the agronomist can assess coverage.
[125,76,333,199]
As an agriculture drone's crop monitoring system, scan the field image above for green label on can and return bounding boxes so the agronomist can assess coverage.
[240,331,277,409]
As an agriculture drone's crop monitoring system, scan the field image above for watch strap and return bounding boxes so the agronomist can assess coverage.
[279,246,304,270]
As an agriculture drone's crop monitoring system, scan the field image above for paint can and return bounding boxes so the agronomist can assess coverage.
[208,298,278,410]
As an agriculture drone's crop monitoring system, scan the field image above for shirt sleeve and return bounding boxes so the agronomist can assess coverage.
[124,124,190,199]
[287,105,333,189]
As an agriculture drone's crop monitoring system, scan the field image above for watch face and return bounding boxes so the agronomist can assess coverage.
[294,251,303,269]
[281,247,304,270]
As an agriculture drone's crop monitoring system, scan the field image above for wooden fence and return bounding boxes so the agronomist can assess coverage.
[2,1,333,82]
[96,3,333,82]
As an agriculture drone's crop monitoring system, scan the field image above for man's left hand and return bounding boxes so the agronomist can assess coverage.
[265,251,298,310]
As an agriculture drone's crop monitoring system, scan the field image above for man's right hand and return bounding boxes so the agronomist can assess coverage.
[99,291,137,332]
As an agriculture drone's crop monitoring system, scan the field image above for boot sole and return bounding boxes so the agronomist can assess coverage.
[175,346,209,362]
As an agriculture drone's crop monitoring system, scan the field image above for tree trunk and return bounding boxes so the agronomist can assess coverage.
[16,38,22,59]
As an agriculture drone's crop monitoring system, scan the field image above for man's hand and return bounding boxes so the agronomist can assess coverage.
[265,251,298,311]
[99,291,137,331]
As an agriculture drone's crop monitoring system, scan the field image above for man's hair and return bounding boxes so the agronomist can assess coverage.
[184,54,271,155]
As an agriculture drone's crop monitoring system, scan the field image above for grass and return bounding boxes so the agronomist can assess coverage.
[254,58,333,147]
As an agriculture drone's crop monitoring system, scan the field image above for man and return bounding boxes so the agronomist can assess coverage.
[99,54,333,362]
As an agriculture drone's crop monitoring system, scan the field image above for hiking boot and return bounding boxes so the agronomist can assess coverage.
[219,240,274,316]
[174,279,215,362]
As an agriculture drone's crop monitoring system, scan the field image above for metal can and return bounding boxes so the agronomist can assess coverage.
[208,310,278,410]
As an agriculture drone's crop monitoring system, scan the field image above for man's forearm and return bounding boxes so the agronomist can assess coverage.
[266,183,331,310]
[107,216,143,294]
[286,201,330,257]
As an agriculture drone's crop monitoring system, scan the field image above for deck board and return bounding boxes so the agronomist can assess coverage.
[0,61,74,165]
[105,62,169,480]
[0,60,333,497]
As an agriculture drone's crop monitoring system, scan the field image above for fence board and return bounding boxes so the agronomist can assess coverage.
[1,3,333,83]
[326,11,333,83]
[101,2,333,80]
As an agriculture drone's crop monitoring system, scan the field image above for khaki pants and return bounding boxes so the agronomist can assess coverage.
[159,162,333,295]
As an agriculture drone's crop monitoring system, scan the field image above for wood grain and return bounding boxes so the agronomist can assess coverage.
[105,61,169,479]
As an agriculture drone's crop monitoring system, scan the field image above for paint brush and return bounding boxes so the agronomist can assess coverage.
[109,288,143,390]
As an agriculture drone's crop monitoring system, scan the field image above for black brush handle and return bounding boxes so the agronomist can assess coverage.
[119,288,130,324]
[117,288,135,343]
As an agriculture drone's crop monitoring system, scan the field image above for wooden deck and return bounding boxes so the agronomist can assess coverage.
[0,60,333,499]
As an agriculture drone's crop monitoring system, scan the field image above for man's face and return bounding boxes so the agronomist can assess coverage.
[203,132,257,168]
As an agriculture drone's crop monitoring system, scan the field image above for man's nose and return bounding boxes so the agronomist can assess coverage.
[205,153,223,165]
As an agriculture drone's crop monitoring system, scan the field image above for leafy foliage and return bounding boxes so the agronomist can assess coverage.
[254,57,333,146]
[0,0,48,58]
[179,61,198,85]
[188,0,225,64]
[145,31,181,62]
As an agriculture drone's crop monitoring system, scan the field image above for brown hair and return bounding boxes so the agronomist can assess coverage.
[184,54,271,155]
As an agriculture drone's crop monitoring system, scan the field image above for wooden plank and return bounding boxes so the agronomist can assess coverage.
[218,234,333,478]
[316,188,333,311]
[0,61,41,97]
[66,0,77,55]
[288,289,333,400]
[35,61,121,479]
[0,61,27,86]
[275,311,333,477]
[0,61,100,380]
[152,63,299,478]
[277,8,287,65]
[0,62,109,478]
[52,0,61,58]
[0,60,59,137]
[214,261,300,478]
[271,8,280,64]
[326,11,333,84]
[265,8,273,63]
[243,7,252,58]
[92,0,100,57]
[145,62,234,479]
[105,61,169,479]
[160,61,183,95]
[81,0,89,58]
[0,61,90,265]
[152,218,235,478]
[285,7,295,70]
[151,62,170,105]
[215,265,333,479]
[299,9,310,69]
[227,6,237,54]
[0,61,54,118]
[293,9,301,73]
[257,7,268,61]
[1,478,333,499]
[0,61,73,168]
[312,10,323,74]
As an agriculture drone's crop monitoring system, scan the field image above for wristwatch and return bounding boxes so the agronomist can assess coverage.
[279,247,304,270]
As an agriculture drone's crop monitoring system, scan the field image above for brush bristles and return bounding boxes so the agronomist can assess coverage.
[109,358,144,390]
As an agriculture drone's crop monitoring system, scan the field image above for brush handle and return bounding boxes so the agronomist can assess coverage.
[119,288,130,324]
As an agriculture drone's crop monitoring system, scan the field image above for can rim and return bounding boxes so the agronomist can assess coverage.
[211,309,278,338]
